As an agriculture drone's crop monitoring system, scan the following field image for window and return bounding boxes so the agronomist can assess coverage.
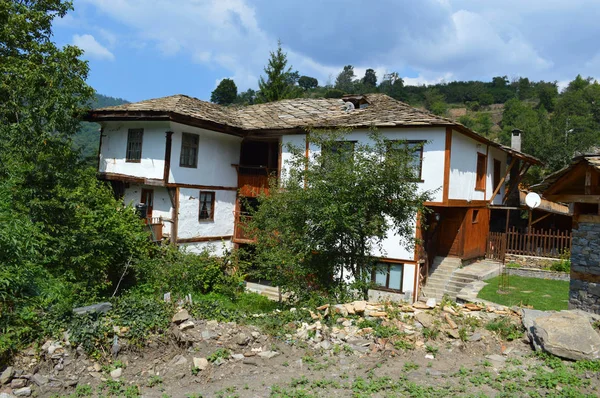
[180,133,199,168]
[493,159,502,190]
[140,189,153,219]
[126,128,144,162]
[321,140,356,169]
[372,262,404,292]
[472,209,479,224]
[386,140,425,181]
[475,153,487,191]
[199,191,215,221]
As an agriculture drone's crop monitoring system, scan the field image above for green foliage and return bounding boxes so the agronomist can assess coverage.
[478,275,569,310]
[211,78,238,105]
[257,41,302,103]
[207,348,230,362]
[335,65,356,93]
[551,250,571,273]
[298,76,318,90]
[248,129,432,301]
[485,317,523,341]
[361,69,377,88]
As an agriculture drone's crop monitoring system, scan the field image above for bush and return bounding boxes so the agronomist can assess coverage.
[550,250,571,273]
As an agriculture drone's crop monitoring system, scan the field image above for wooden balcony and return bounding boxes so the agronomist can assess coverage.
[146,217,163,242]
[233,212,255,244]
[233,165,276,198]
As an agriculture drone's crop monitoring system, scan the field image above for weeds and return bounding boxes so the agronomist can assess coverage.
[485,317,523,341]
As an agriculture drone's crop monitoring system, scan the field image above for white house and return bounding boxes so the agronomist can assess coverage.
[87,93,540,301]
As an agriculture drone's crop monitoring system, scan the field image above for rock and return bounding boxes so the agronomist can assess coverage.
[353,301,367,313]
[231,354,245,361]
[332,304,348,317]
[486,354,506,363]
[172,309,190,324]
[1,366,14,384]
[201,330,218,340]
[443,306,457,315]
[168,355,188,367]
[522,308,550,351]
[464,303,482,311]
[10,379,26,389]
[12,387,31,397]
[0,393,16,398]
[93,363,102,372]
[415,312,435,329]
[73,302,112,315]
[31,374,48,386]
[88,372,102,379]
[426,298,437,308]
[251,331,261,339]
[530,311,600,361]
[110,368,122,379]
[316,304,330,311]
[370,311,387,317]
[179,321,194,331]
[344,303,356,315]
[446,329,460,339]
[320,341,332,350]
[444,313,457,329]
[469,333,482,342]
[412,302,430,310]
[192,357,208,371]
[425,354,435,359]
[257,351,279,359]
[235,333,250,346]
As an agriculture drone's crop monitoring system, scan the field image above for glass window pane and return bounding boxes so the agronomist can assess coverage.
[375,266,387,287]
[389,264,403,290]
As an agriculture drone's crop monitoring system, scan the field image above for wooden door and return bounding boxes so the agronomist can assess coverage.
[437,209,466,257]
[141,189,154,219]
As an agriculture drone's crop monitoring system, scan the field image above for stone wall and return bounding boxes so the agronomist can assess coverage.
[505,254,558,269]
[569,222,600,313]
[507,267,569,281]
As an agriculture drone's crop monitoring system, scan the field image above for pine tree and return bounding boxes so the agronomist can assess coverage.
[256,41,301,103]
[210,78,238,105]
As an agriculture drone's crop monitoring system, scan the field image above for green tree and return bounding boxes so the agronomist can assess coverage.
[535,81,558,112]
[361,68,377,88]
[423,89,447,115]
[247,130,432,300]
[236,88,256,105]
[210,78,238,105]
[256,41,302,103]
[378,72,405,100]
[298,75,318,90]
[335,65,356,93]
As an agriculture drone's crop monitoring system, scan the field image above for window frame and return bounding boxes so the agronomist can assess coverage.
[321,140,357,167]
[475,152,487,191]
[198,191,215,221]
[371,262,404,293]
[180,132,199,168]
[126,128,144,163]
[386,140,426,182]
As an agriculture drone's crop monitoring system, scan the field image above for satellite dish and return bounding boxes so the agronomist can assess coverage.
[525,192,541,209]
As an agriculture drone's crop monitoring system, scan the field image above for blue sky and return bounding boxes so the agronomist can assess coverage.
[52,0,600,102]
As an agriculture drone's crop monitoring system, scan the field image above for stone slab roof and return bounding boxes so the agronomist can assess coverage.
[89,93,541,164]
[532,154,600,193]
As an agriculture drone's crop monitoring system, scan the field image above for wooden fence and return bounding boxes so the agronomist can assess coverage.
[487,227,571,262]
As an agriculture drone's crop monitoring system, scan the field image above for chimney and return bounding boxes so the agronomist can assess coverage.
[511,129,522,152]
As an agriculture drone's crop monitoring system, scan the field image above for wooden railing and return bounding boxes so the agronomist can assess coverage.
[233,165,277,197]
[147,217,163,242]
[233,212,255,243]
[486,227,571,262]
[505,227,571,258]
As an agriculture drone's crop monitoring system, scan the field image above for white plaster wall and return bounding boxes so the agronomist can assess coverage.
[180,240,233,257]
[487,146,508,205]
[177,188,236,239]
[168,122,242,187]
[122,184,173,237]
[99,121,169,179]
[448,131,487,201]
[372,222,417,262]
[281,134,306,181]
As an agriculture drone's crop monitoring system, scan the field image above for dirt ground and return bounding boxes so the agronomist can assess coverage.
[3,302,600,397]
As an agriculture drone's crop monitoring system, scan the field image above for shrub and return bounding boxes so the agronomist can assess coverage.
[485,317,523,341]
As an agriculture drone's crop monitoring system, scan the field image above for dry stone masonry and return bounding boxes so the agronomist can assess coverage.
[570,222,600,313]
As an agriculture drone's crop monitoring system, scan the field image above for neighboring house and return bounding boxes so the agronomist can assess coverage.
[534,154,600,313]
[86,93,540,302]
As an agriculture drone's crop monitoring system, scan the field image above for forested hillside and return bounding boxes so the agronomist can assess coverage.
[74,94,129,162]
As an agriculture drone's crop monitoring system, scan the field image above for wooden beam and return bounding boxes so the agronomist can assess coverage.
[585,168,592,195]
[577,214,600,223]
[172,187,179,244]
[530,213,552,226]
[571,270,600,283]
[547,194,600,203]
[177,235,233,244]
[163,131,173,183]
[443,127,452,203]
[166,183,238,191]
[504,162,530,205]
[489,157,517,204]
[545,162,587,196]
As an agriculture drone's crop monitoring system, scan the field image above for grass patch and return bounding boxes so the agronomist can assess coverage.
[477,275,568,310]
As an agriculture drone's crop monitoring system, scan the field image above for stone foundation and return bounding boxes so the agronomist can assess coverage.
[569,222,600,313]
[505,254,558,269]
[507,267,569,281]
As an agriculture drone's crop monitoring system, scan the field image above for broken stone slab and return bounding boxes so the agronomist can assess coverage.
[446,329,460,339]
[172,309,190,324]
[31,374,48,386]
[415,312,435,329]
[179,321,194,331]
[12,387,31,397]
[257,351,279,359]
[486,354,506,363]
[412,301,430,310]
[425,298,437,308]
[110,368,122,379]
[73,302,112,315]
[168,355,188,367]
[10,379,26,389]
[522,308,553,351]
[192,357,208,371]
[353,301,367,313]
[530,311,600,361]
[332,304,348,317]
[1,366,14,384]
[444,313,457,329]
[0,393,16,398]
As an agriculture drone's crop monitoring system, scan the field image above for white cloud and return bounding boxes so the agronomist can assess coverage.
[72,34,115,60]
